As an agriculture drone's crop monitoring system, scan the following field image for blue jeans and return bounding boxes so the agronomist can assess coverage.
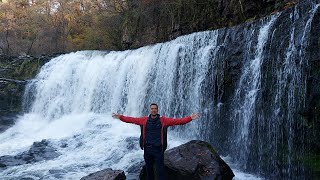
[144,145,165,180]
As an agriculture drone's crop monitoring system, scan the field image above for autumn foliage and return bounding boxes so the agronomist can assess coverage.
[0,0,301,56]
[0,0,128,55]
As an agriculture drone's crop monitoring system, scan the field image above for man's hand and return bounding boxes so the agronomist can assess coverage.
[112,113,122,119]
[191,113,200,120]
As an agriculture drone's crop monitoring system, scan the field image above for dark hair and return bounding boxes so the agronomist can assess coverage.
[150,103,158,109]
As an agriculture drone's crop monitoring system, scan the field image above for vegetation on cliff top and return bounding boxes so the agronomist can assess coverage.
[0,0,301,56]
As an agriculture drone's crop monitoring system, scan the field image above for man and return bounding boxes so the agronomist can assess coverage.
[112,103,200,180]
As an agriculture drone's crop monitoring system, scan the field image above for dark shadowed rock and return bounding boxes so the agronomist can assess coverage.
[127,160,144,173]
[80,168,126,180]
[0,114,18,133]
[0,155,26,167]
[140,140,234,180]
[127,161,144,180]
[0,139,60,168]
[26,140,60,162]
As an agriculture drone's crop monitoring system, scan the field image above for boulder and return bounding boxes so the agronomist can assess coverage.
[140,140,234,180]
[127,160,144,179]
[0,139,60,168]
[80,168,126,180]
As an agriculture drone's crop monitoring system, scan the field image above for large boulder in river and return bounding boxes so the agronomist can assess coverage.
[0,139,60,168]
[140,140,234,180]
[80,168,126,180]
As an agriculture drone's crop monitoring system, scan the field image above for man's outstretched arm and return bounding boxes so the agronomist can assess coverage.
[112,113,145,125]
[162,113,200,126]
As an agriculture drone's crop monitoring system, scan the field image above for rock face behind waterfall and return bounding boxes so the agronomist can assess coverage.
[0,55,56,132]
[140,140,234,180]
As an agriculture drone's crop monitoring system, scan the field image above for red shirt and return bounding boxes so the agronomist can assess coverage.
[119,115,192,148]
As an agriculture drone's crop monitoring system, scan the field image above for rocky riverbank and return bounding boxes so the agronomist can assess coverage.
[79,140,234,180]
[0,140,233,179]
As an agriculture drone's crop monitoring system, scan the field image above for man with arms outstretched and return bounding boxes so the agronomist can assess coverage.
[112,103,200,180]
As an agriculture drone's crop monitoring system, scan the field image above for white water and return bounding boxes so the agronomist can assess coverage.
[0,31,262,179]
[230,14,279,167]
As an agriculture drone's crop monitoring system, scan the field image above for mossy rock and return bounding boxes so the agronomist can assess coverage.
[12,57,49,80]
[0,55,54,116]
[197,140,219,157]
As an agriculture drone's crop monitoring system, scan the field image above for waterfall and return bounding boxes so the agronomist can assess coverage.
[0,1,319,179]
[230,14,279,169]
[226,1,319,178]
[0,32,227,179]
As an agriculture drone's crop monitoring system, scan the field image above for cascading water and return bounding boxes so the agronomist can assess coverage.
[227,1,320,178]
[0,1,319,179]
[0,33,247,179]
[230,15,279,168]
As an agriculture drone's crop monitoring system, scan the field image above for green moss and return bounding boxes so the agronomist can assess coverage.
[198,141,219,157]
[304,153,320,172]
[313,60,320,74]
[5,82,18,90]
[12,58,41,80]
[246,16,257,23]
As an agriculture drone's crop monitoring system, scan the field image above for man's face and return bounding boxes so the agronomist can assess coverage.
[150,105,158,116]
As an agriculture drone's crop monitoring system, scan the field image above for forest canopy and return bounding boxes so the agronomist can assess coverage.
[0,0,299,56]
